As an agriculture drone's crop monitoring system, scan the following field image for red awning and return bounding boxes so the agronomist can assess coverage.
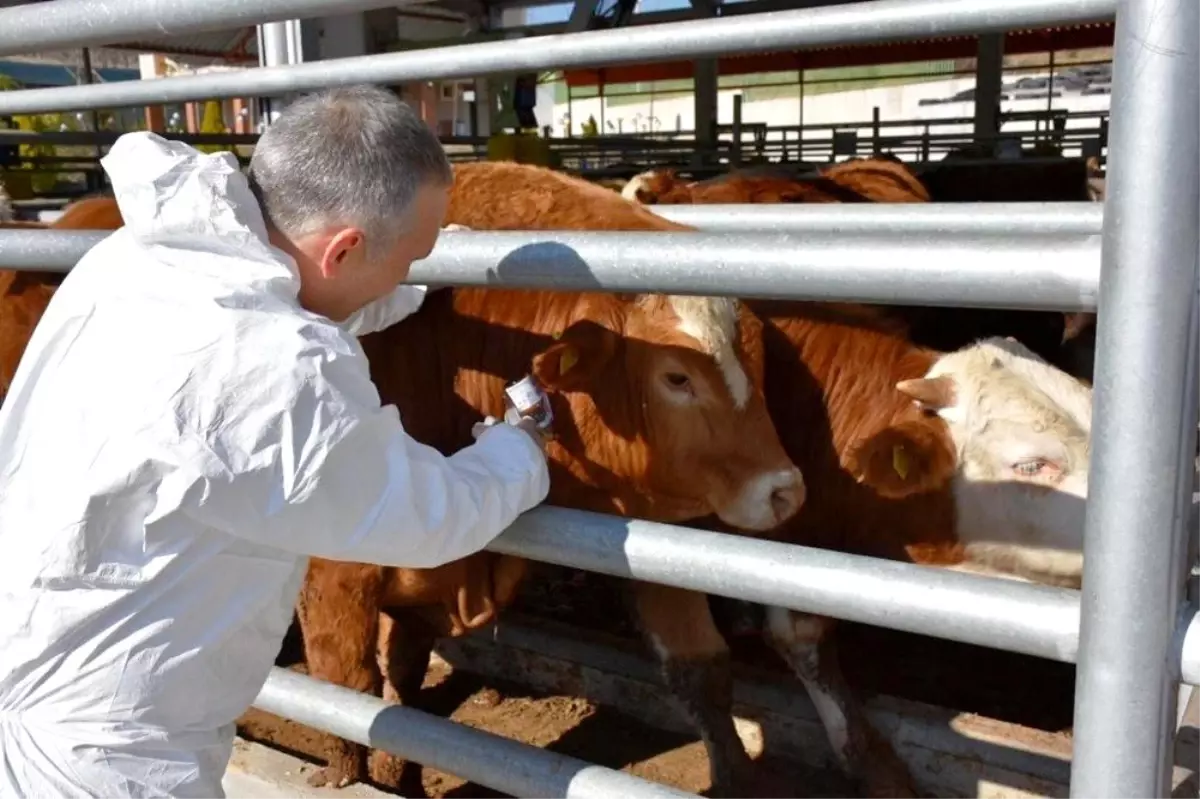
[562,22,1114,87]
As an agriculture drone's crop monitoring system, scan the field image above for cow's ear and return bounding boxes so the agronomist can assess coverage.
[845,420,957,499]
[531,320,617,392]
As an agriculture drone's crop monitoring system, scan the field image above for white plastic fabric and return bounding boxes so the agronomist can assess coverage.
[0,132,549,797]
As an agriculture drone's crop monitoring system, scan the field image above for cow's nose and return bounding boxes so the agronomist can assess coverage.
[768,468,806,523]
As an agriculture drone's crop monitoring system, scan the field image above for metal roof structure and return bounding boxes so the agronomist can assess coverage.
[0,0,1116,80]
[0,0,257,62]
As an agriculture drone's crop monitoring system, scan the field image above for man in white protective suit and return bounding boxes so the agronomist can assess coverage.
[0,84,551,797]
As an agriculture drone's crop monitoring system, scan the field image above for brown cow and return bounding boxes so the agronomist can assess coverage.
[621,157,929,205]
[702,300,1091,796]
[621,157,1097,383]
[1,165,1095,797]
[0,164,806,797]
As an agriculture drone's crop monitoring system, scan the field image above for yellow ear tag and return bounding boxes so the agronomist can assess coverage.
[558,346,579,375]
[552,330,563,340]
[892,444,910,480]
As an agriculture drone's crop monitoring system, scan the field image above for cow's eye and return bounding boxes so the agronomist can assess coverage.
[1012,458,1062,480]
[663,372,691,390]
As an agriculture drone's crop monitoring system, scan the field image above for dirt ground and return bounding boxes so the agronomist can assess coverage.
[237,564,1077,797]
[239,657,855,798]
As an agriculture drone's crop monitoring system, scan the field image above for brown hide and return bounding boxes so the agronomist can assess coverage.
[624,157,1090,381]
[744,300,962,566]
[628,157,931,205]
[821,157,931,203]
[360,161,792,632]
[455,161,689,230]
[699,301,965,797]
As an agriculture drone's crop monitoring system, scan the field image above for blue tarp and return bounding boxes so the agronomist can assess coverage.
[0,62,141,88]
[0,60,77,87]
[95,67,141,83]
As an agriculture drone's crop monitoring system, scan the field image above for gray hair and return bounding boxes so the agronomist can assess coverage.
[248,84,452,255]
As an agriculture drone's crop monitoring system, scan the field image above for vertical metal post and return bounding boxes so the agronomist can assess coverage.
[1069,0,1200,796]
[974,32,1004,150]
[731,92,742,168]
[693,58,717,167]
[78,47,101,191]
[257,21,295,126]
[1044,46,1056,136]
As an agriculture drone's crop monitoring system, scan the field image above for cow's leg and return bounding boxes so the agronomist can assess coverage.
[297,559,384,789]
[369,609,439,797]
[630,581,753,797]
[764,607,917,798]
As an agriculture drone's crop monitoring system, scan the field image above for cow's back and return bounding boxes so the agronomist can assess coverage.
[450,162,688,231]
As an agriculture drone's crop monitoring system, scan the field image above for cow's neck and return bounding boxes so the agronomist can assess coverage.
[752,302,963,564]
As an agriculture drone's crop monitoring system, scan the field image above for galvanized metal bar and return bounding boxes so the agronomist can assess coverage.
[1069,0,1200,794]
[0,130,259,147]
[493,507,1082,664]
[0,228,1101,311]
[0,0,1117,114]
[650,202,1104,236]
[254,667,696,798]
[0,0,406,59]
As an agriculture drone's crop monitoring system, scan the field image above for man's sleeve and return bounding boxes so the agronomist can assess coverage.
[186,338,550,568]
[337,284,428,337]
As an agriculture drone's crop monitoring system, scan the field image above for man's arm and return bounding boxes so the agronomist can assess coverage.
[187,342,550,568]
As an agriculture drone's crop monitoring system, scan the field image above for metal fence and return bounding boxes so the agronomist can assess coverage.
[0,0,1196,797]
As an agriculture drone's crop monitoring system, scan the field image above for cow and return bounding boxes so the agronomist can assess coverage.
[620,156,1098,384]
[0,164,807,798]
[699,299,1092,796]
[621,156,928,205]
[1,164,1096,798]
[922,145,1094,203]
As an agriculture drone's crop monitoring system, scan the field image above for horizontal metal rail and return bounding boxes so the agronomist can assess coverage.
[0,130,259,147]
[0,0,1117,115]
[0,228,1100,311]
[0,0,406,59]
[650,203,1105,236]
[254,667,696,799]
[488,506,1200,683]
[496,508,1080,663]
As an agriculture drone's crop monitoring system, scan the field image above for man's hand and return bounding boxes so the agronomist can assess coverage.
[471,414,549,454]
[511,415,550,453]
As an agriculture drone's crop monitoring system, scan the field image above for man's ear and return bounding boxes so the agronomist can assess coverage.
[531,319,617,393]
[320,227,367,278]
[844,420,957,499]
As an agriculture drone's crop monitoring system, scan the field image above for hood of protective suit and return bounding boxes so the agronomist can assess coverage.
[0,131,548,798]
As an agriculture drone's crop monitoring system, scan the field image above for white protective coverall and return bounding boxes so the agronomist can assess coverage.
[0,132,550,797]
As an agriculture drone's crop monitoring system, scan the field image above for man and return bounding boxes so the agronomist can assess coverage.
[0,85,550,797]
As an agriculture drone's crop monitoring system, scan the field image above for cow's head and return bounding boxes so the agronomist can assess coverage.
[887,337,1091,586]
[620,170,691,205]
[530,292,805,533]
